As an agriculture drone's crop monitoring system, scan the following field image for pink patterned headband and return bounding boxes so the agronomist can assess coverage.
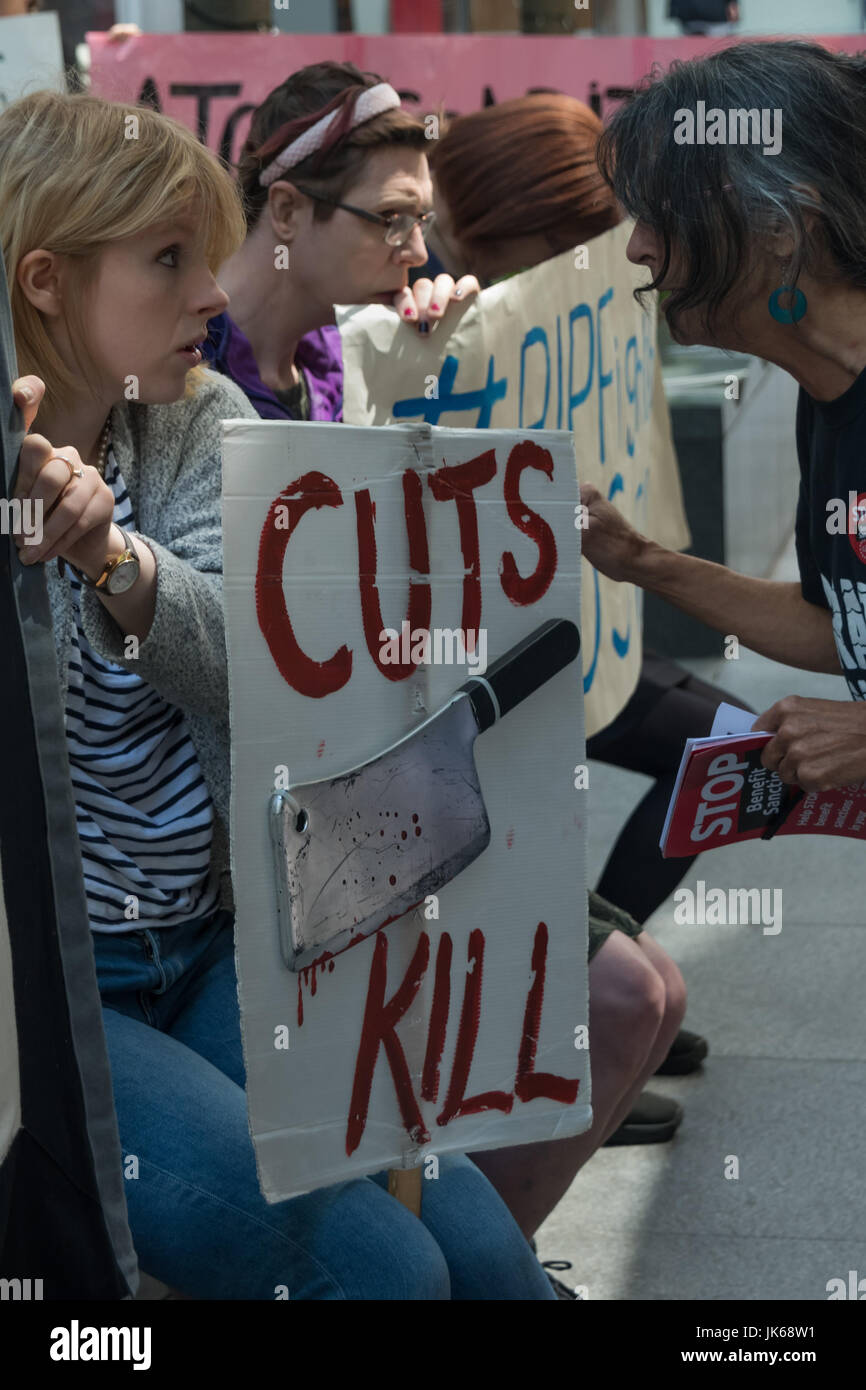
[259,83,402,188]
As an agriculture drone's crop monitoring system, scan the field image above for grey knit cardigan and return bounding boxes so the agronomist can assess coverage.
[45,367,260,910]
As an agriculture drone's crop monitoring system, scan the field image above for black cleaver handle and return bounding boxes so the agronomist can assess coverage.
[459,618,580,732]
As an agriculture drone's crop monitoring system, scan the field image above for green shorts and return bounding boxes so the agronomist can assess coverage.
[588,890,643,962]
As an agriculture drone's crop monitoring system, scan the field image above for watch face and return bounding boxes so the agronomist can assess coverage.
[106,556,141,596]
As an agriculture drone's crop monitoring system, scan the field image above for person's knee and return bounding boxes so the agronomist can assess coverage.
[638,936,688,1037]
[378,1242,450,1301]
[661,956,688,1033]
[589,937,666,1073]
[312,1189,451,1301]
[422,1155,550,1299]
[287,1213,451,1301]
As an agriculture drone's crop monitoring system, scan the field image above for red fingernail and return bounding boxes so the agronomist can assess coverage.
[403,308,415,318]
[430,302,441,311]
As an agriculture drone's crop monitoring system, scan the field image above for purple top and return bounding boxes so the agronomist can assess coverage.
[202,311,343,422]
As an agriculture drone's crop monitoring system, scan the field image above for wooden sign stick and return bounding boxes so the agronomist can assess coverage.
[388,1164,423,1216]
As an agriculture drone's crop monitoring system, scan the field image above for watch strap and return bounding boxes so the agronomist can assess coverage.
[67,528,139,592]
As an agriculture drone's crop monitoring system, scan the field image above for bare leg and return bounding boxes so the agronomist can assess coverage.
[472,931,686,1240]
[598,932,686,1140]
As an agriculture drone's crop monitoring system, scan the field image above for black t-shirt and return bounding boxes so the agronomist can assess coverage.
[669,0,729,20]
[795,365,866,700]
[272,367,311,421]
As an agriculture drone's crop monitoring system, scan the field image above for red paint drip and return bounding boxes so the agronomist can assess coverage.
[515,922,580,1104]
[346,931,431,1155]
[296,928,380,1028]
[421,933,452,1103]
[437,929,513,1125]
[500,440,558,607]
[296,948,336,1028]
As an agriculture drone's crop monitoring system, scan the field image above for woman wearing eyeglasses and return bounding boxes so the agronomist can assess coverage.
[202,60,478,420]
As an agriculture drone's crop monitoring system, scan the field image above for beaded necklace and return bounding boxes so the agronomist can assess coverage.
[55,414,114,583]
[95,414,112,476]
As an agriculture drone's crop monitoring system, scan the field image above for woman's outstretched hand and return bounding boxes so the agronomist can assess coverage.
[392,273,480,332]
[579,482,651,585]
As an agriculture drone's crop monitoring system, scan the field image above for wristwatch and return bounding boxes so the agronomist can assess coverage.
[68,527,141,596]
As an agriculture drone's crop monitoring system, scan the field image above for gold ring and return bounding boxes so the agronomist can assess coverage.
[49,455,84,481]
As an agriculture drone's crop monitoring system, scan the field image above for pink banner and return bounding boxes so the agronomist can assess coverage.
[89,32,866,168]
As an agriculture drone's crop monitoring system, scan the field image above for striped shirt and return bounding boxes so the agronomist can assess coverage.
[65,446,218,933]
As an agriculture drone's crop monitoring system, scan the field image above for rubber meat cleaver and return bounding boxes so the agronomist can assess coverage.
[269,618,580,972]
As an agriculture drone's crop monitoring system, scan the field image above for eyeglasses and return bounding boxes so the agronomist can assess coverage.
[292,187,436,247]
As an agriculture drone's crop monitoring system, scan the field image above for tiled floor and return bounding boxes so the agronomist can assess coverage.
[536,536,866,1300]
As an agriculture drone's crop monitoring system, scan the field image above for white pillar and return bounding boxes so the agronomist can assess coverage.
[271,0,338,30]
[591,0,647,34]
[352,0,390,31]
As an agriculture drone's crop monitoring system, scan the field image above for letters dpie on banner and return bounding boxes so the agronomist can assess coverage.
[339,220,690,738]
[222,420,590,1201]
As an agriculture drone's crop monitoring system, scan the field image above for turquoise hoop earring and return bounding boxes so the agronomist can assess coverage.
[768,285,807,324]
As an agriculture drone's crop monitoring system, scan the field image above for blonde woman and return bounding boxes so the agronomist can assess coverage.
[4,90,555,1300]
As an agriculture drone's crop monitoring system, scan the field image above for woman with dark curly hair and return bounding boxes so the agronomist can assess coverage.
[584,40,866,794]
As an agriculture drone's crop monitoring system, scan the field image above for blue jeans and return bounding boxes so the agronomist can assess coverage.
[93,909,555,1300]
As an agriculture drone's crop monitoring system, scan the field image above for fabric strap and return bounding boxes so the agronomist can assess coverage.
[259,83,402,188]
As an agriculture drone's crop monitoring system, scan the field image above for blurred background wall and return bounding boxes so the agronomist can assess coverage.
[69,0,866,34]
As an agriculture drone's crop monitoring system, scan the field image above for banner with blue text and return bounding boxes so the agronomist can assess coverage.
[339,220,690,736]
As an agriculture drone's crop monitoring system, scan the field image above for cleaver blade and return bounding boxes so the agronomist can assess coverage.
[270,618,580,972]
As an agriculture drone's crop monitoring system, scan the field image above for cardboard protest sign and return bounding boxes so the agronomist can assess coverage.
[0,12,65,108]
[339,220,690,737]
[222,420,590,1201]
